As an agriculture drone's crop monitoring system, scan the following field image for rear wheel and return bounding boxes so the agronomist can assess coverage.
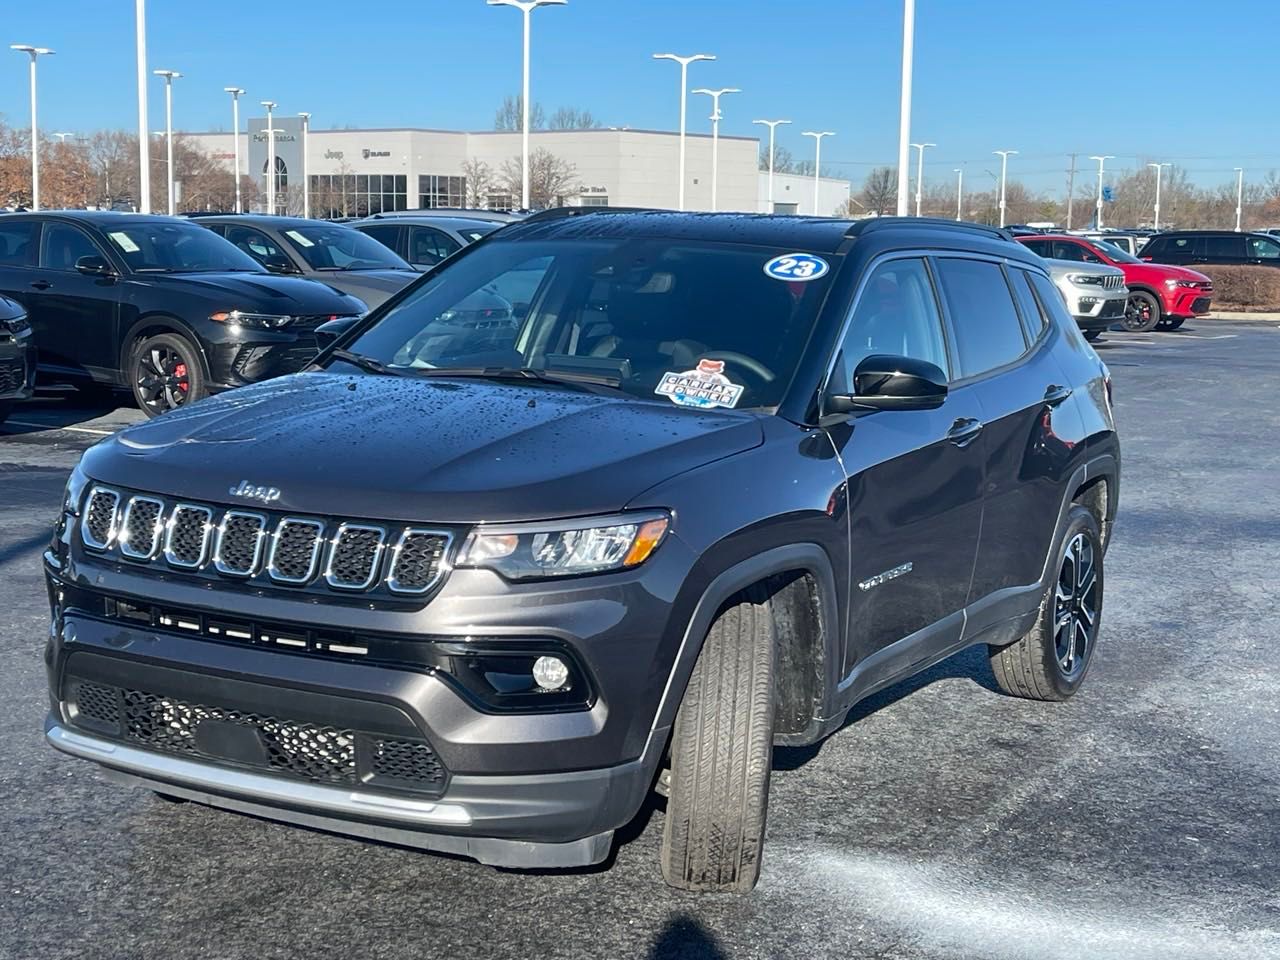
[988,504,1103,701]
[661,588,776,893]
[130,332,205,417]
[1122,290,1161,332]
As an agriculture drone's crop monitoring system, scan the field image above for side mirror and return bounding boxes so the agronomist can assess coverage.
[827,354,948,414]
[75,255,115,278]
[265,259,300,275]
[315,314,362,350]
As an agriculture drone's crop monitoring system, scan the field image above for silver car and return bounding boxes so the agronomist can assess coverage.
[1043,258,1128,341]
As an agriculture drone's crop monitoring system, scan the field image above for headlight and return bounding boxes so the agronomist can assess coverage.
[1166,279,1199,289]
[457,512,670,580]
[209,310,294,330]
[0,314,31,338]
[62,461,90,516]
[1067,273,1104,286]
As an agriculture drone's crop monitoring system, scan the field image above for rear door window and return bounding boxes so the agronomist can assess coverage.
[934,257,1028,379]
[0,221,38,266]
[1205,235,1246,259]
[1050,240,1100,263]
[1021,239,1051,257]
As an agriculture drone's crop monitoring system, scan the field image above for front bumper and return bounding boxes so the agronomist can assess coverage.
[0,333,37,402]
[1072,294,1128,330]
[1163,287,1213,318]
[204,331,323,393]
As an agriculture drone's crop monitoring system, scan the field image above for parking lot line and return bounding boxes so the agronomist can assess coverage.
[3,421,115,437]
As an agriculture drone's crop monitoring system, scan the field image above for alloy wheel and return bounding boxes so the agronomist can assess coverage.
[1123,294,1153,332]
[135,344,191,415]
[1053,533,1098,678]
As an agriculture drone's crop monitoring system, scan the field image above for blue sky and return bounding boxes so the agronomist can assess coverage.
[4,0,1277,193]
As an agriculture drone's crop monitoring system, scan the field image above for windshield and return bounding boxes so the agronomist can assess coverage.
[105,221,265,274]
[458,223,500,243]
[1091,240,1142,264]
[338,237,839,412]
[280,224,412,271]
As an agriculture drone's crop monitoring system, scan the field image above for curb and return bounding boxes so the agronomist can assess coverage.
[1203,311,1280,322]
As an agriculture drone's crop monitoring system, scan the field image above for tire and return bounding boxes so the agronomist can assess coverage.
[988,504,1104,702]
[1122,290,1161,333]
[130,332,206,418]
[661,588,776,893]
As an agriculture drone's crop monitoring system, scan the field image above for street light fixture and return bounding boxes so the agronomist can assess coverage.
[1234,167,1244,232]
[692,88,739,212]
[134,0,151,213]
[653,52,716,211]
[1147,161,1170,231]
[801,131,835,216]
[298,113,311,218]
[10,44,54,210]
[224,87,245,213]
[1089,155,1114,229]
[154,69,182,216]
[993,149,1018,227]
[954,167,964,221]
[52,132,72,144]
[910,141,934,217]
[487,0,566,211]
[752,119,791,212]
[260,100,277,214]
[895,0,915,216]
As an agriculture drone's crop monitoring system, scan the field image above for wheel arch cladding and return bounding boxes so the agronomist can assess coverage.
[120,316,211,380]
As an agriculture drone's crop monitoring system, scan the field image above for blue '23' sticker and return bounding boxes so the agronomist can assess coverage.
[763,252,829,282]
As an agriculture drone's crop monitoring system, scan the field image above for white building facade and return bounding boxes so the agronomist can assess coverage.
[187,122,850,217]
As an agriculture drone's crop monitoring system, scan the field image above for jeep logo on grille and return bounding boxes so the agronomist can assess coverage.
[229,480,281,504]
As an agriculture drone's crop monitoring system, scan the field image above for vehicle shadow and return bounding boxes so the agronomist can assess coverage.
[773,644,999,772]
[645,915,729,960]
[1,388,131,434]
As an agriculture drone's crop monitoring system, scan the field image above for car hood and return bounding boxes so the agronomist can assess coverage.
[306,270,418,308]
[130,272,366,314]
[1044,258,1124,278]
[81,372,765,522]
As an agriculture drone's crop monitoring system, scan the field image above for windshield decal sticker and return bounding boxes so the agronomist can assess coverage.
[655,359,744,410]
[108,231,140,253]
[285,230,315,247]
[763,252,829,282]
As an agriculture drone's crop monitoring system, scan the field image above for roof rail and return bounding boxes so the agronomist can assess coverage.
[848,216,1015,243]
[519,206,663,225]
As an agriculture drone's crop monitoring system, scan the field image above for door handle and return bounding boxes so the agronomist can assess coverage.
[29,280,52,291]
[946,417,983,447]
[1043,384,1073,406]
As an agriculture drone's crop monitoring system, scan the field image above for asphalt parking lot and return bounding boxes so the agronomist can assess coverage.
[2,321,1278,960]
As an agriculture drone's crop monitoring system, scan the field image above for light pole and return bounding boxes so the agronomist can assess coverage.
[1234,167,1244,232]
[154,70,181,216]
[52,132,72,144]
[1088,155,1114,229]
[260,101,277,214]
[224,87,245,213]
[1147,161,1169,231]
[298,112,311,218]
[692,88,739,212]
[653,52,716,211]
[910,141,934,216]
[993,149,1017,227]
[10,45,53,210]
[954,167,964,221]
[134,0,151,213]
[801,131,834,216]
[753,119,791,212]
[895,0,915,216]
[488,0,566,211]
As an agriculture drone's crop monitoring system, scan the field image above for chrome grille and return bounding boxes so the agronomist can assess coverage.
[325,523,386,590]
[388,529,450,594]
[214,511,267,576]
[267,518,325,584]
[81,487,121,550]
[118,496,164,560]
[1102,274,1123,290]
[164,504,213,568]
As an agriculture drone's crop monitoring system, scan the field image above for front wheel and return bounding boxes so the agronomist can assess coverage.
[988,504,1104,701]
[130,332,205,417]
[661,588,776,893]
[1122,291,1161,332]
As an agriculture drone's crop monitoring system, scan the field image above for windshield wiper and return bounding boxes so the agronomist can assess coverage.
[329,348,399,377]
[412,366,624,390]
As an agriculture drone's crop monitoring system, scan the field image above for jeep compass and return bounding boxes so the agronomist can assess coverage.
[44,211,1120,893]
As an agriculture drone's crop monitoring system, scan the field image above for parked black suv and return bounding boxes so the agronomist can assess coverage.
[0,293,36,426]
[1141,229,1280,267]
[192,215,419,308]
[0,212,366,415]
[43,212,1120,893]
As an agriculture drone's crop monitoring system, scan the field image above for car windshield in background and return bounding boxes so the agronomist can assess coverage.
[1094,240,1142,263]
[339,237,838,411]
[279,225,411,271]
[105,221,265,274]
[459,223,500,243]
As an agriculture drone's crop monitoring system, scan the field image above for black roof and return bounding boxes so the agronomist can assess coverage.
[1150,229,1272,237]
[190,214,342,230]
[0,209,183,229]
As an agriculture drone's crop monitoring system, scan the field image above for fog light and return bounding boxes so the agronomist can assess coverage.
[532,655,570,691]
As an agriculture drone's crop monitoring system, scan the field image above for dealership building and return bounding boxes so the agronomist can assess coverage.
[186,118,850,218]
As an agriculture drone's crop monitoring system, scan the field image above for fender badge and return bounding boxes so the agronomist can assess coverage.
[858,562,913,592]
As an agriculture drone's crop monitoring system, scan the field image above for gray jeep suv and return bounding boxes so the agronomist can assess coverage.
[43,212,1120,893]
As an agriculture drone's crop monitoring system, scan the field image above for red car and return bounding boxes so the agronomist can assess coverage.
[1018,235,1213,333]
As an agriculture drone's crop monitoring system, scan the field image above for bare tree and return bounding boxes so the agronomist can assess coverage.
[494,95,545,132]
[758,143,795,174]
[547,106,601,130]
[499,148,577,209]
[860,167,898,216]
[461,157,493,208]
